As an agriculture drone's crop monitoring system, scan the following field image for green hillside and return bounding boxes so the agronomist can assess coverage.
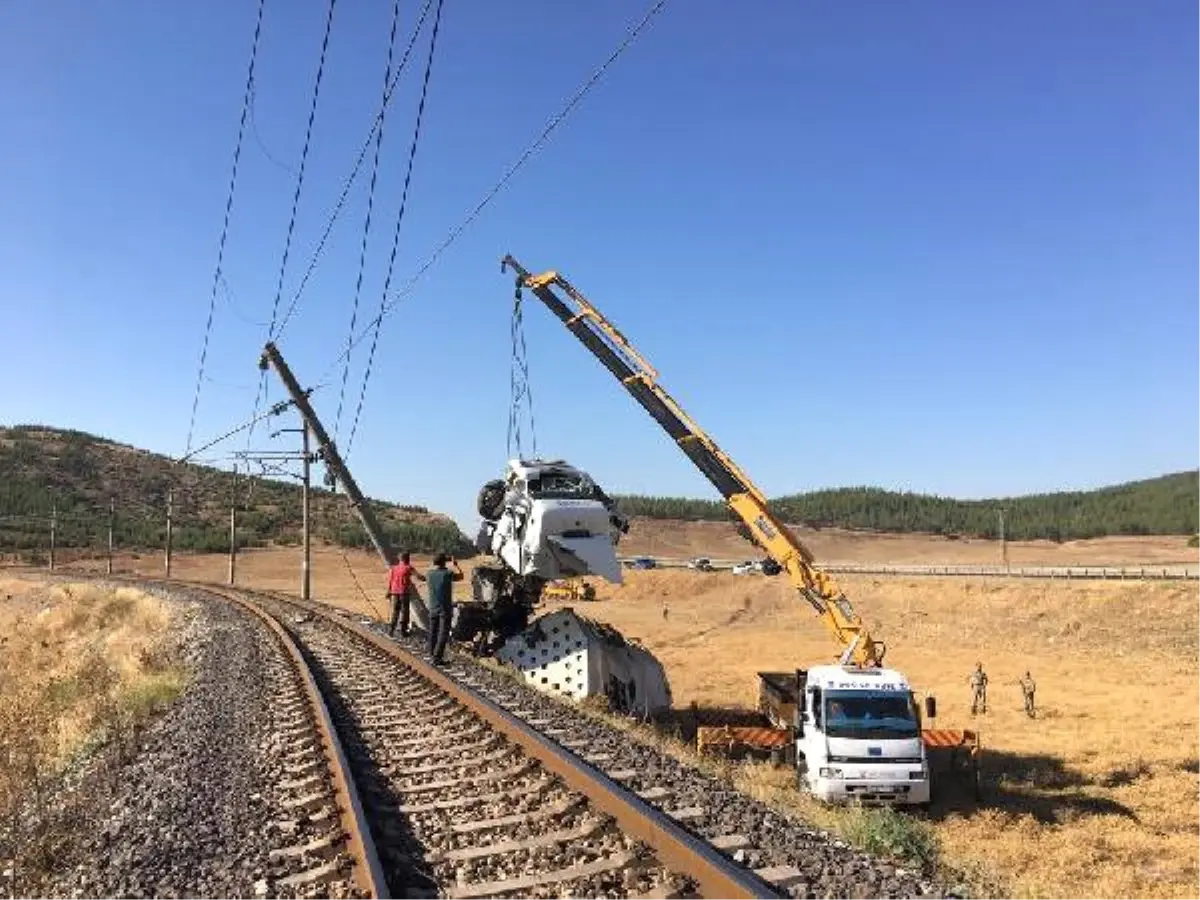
[0,425,475,557]
[615,471,1199,541]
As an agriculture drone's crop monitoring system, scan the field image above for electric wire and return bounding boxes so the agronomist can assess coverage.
[315,0,671,393]
[184,0,266,457]
[334,0,405,438]
[247,0,340,449]
[270,0,438,345]
[344,0,445,458]
[177,395,306,465]
[249,80,297,177]
[265,0,338,341]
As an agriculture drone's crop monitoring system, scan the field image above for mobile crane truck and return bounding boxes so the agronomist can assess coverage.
[500,256,980,806]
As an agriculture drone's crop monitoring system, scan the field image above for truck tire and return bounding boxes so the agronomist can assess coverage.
[477,480,506,520]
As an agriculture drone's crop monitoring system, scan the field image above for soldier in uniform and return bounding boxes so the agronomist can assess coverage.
[1018,670,1037,718]
[968,662,989,715]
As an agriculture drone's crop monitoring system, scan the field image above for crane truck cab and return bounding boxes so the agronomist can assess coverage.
[785,665,932,806]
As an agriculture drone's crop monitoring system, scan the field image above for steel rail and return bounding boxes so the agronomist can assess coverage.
[240,586,782,900]
[153,581,390,899]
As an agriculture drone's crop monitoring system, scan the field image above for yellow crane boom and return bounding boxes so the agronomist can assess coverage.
[500,255,885,667]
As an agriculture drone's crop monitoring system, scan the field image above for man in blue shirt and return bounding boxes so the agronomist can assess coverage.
[426,553,463,663]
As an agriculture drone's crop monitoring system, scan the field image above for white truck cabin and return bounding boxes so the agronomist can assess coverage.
[798,665,931,806]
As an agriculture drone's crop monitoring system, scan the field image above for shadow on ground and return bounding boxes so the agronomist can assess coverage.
[930,748,1138,824]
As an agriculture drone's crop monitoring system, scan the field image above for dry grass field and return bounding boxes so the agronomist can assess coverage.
[620,517,1199,567]
[0,576,185,872]
[35,537,1200,898]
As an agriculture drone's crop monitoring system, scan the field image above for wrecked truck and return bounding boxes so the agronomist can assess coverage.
[453,458,628,653]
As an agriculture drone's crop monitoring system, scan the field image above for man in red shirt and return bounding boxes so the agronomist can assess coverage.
[387,552,426,637]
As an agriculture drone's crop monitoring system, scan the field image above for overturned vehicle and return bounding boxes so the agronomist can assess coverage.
[453,458,628,653]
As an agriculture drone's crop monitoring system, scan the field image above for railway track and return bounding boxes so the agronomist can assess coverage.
[214,589,387,898]
[199,584,783,899]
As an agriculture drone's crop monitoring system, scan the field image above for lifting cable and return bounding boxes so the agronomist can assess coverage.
[334,0,405,440]
[344,0,446,460]
[312,0,671,396]
[247,0,340,449]
[506,282,538,460]
[184,0,266,457]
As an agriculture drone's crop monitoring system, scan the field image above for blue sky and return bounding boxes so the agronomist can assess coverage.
[1,0,1196,532]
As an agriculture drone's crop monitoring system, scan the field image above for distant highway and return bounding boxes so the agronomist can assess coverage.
[617,556,1199,581]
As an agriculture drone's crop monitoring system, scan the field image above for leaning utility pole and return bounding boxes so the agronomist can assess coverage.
[259,341,428,631]
[107,499,115,576]
[49,502,57,571]
[259,342,397,568]
[165,489,174,578]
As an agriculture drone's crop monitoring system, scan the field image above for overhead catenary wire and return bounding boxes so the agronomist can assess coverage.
[246,0,340,451]
[265,0,339,342]
[270,0,438,346]
[344,0,446,459]
[335,0,406,439]
[315,0,671,395]
[191,0,667,470]
[184,0,266,457]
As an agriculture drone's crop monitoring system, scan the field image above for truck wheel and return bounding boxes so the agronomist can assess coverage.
[477,480,506,519]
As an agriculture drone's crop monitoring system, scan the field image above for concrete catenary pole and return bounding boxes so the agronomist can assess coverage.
[107,498,115,575]
[301,426,311,601]
[999,506,1008,571]
[49,502,57,571]
[165,489,174,578]
[229,465,238,586]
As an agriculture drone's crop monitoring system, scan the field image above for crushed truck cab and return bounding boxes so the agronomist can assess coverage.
[765,666,932,806]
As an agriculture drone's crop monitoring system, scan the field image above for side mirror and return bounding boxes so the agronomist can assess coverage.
[811,687,823,729]
[925,695,937,720]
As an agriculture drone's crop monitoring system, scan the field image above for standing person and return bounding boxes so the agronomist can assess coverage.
[426,553,463,664]
[1018,670,1037,718]
[968,662,989,715]
[386,551,425,637]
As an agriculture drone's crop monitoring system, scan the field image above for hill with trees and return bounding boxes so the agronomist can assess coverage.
[614,471,1199,542]
[0,425,475,557]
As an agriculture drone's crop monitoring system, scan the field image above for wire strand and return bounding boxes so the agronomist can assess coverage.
[271,0,437,344]
[184,0,266,456]
[335,0,404,438]
[266,0,338,341]
[317,0,670,391]
[345,0,446,458]
[247,0,339,451]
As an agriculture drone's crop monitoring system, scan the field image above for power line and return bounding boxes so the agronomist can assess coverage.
[177,396,304,465]
[265,0,339,341]
[248,0,340,450]
[184,0,266,457]
[345,0,446,458]
[316,0,671,392]
[249,79,297,177]
[271,0,438,345]
[335,0,405,439]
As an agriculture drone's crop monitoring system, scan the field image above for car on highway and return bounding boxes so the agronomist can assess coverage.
[687,557,713,571]
[626,557,657,570]
[731,561,757,576]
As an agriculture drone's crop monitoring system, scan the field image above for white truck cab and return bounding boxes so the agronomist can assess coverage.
[795,665,931,806]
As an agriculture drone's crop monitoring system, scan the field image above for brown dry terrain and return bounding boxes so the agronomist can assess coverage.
[0,576,185,859]
[29,539,1200,898]
[620,517,1200,567]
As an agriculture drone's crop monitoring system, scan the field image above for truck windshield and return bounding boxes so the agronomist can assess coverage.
[528,471,594,499]
[824,690,918,739]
